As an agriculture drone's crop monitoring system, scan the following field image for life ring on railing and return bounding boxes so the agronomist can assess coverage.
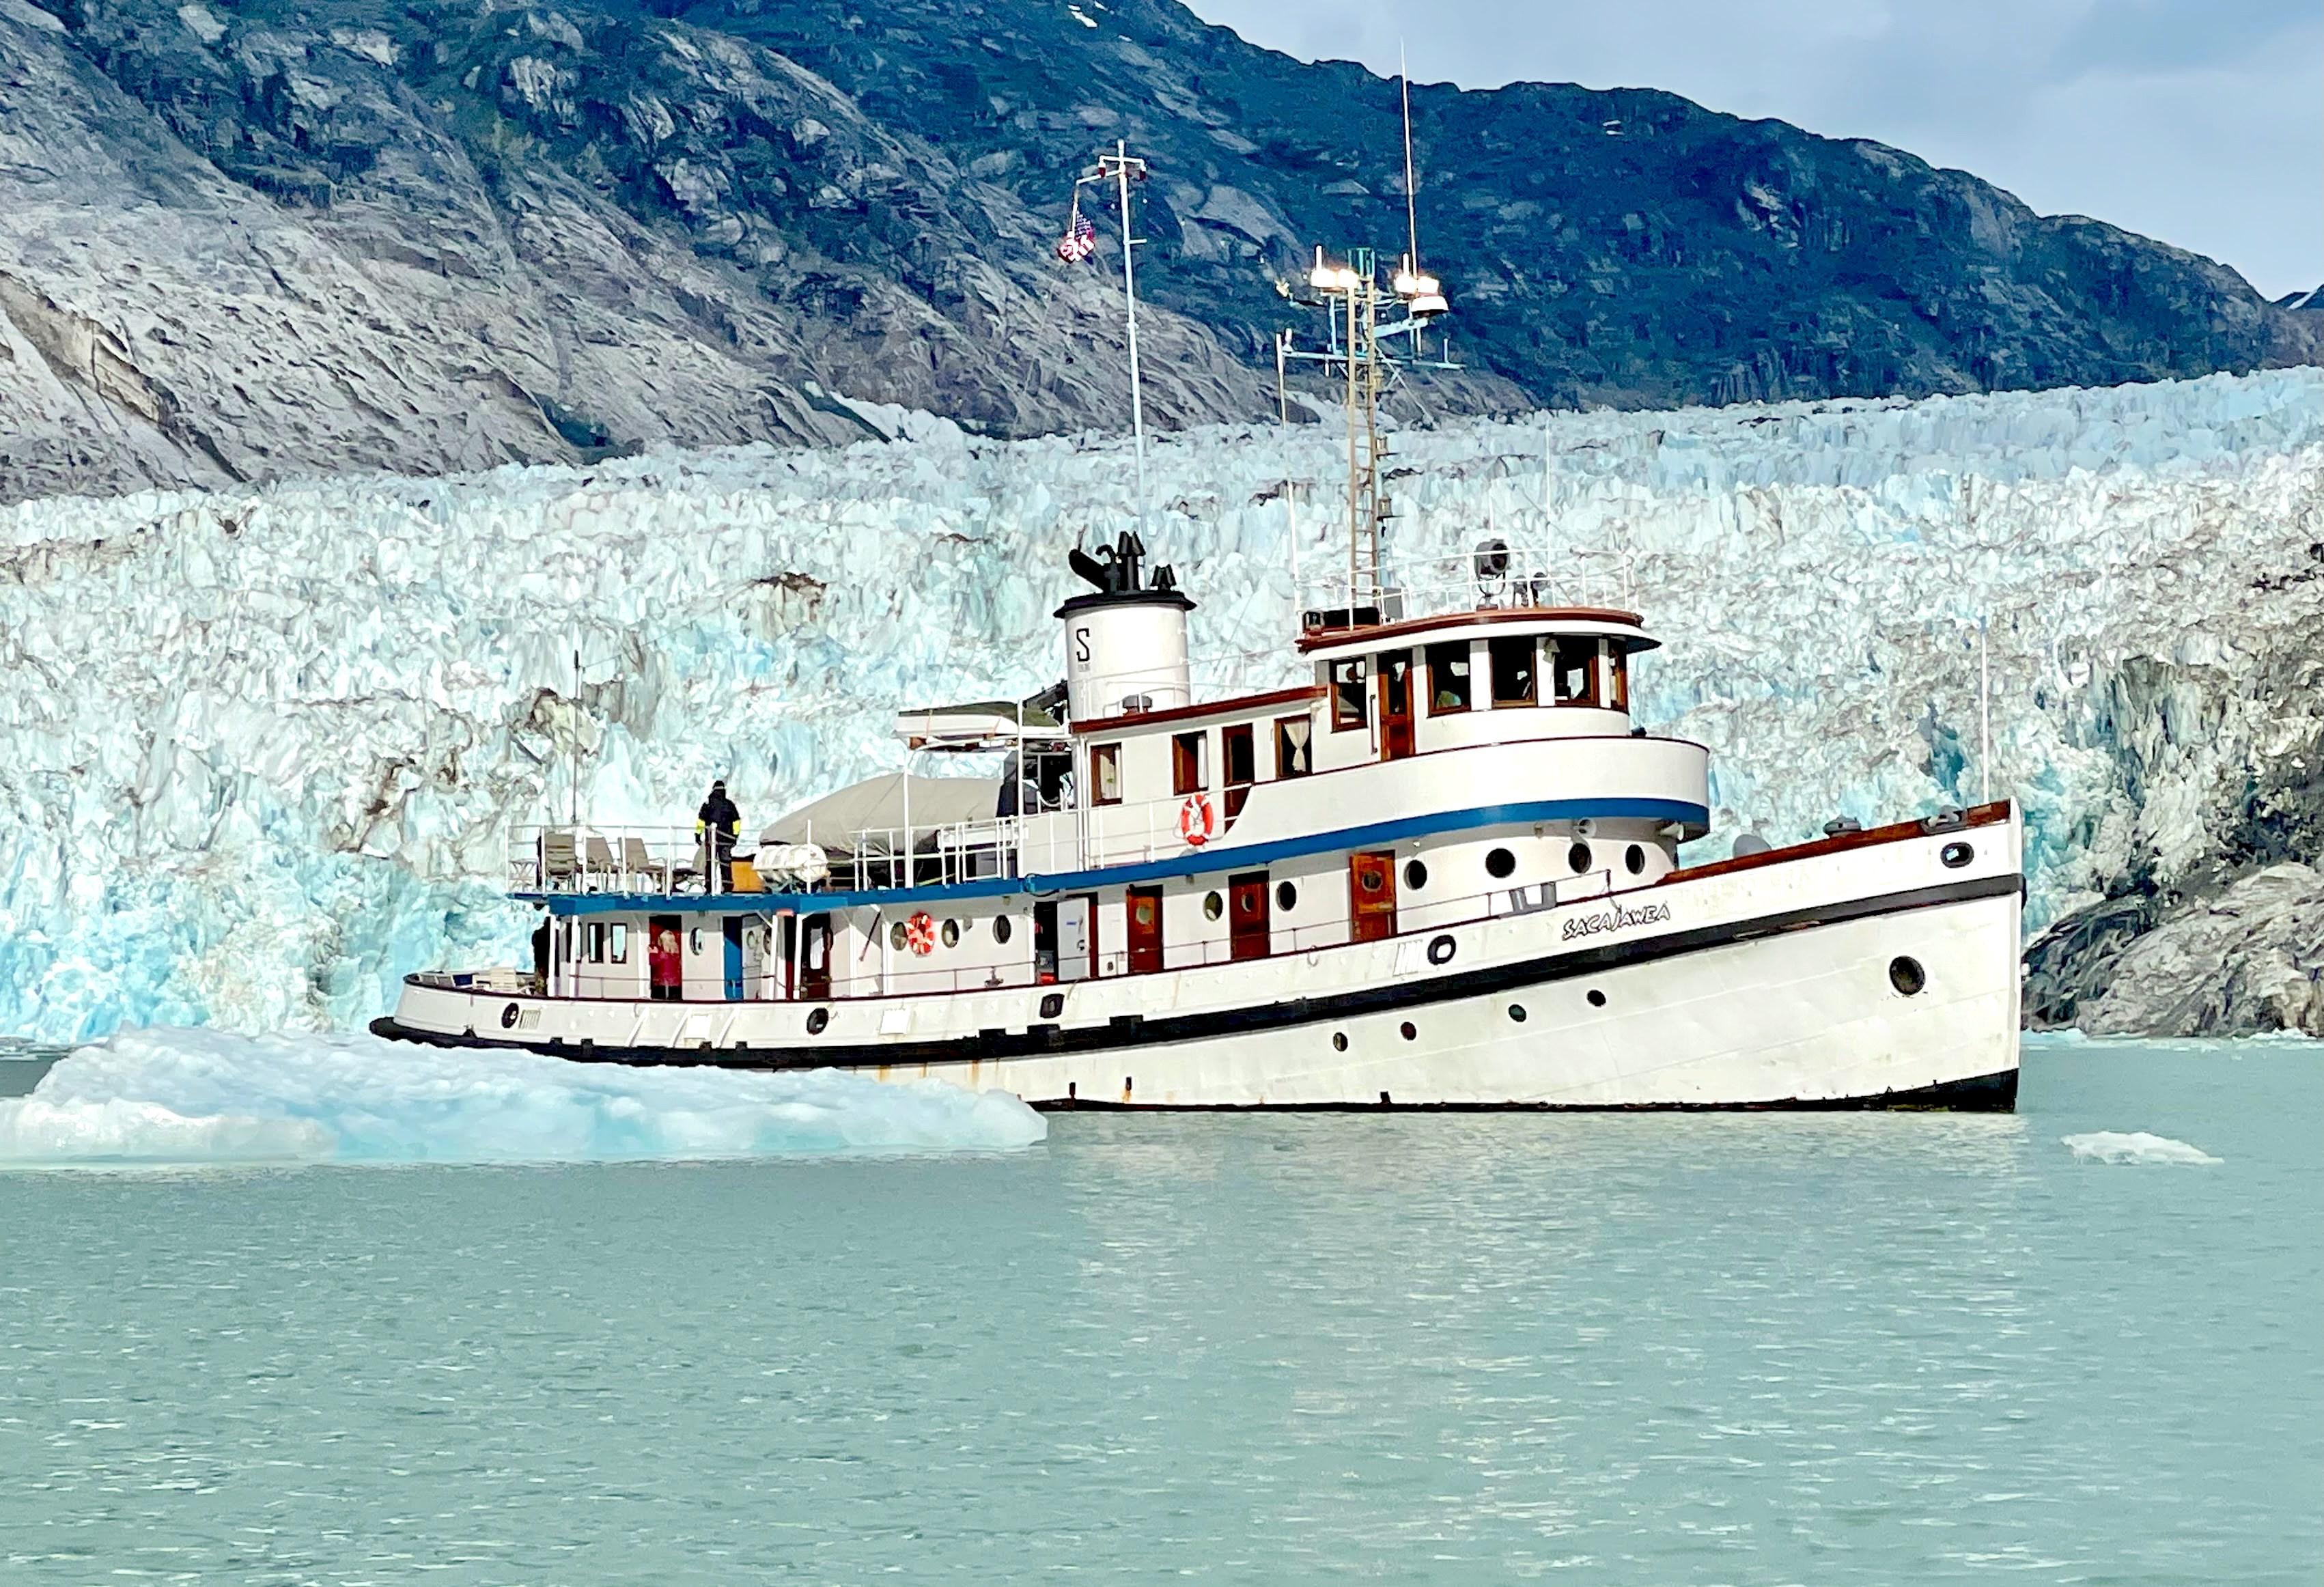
[1177,792,1217,847]
[904,911,937,956]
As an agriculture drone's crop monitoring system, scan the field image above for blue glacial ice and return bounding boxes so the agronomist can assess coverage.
[1,367,2321,1041]
[0,1026,1046,1166]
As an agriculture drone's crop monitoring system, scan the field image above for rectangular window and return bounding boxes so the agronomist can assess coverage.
[1608,647,1629,712]
[587,921,606,963]
[610,923,628,964]
[1553,637,1600,706]
[1426,642,1472,714]
[1222,723,1255,819]
[1274,716,1312,777]
[1489,636,1537,706]
[1172,731,1207,796]
[1091,742,1123,806]
[1330,658,1369,731]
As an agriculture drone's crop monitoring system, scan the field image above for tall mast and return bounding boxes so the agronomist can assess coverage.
[1401,42,1420,274]
[1089,142,1149,521]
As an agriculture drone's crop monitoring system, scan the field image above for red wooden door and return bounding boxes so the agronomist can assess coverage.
[1377,649,1415,760]
[1349,852,1398,942]
[1126,886,1164,974]
[1229,872,1271,961]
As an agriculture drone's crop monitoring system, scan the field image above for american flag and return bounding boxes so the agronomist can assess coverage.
[1056,206,1096,264]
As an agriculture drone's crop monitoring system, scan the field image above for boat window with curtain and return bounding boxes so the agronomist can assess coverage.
[1553,637,1600,706]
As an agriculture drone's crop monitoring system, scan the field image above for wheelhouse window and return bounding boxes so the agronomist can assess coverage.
[1274,715,1313,776]
[1608,646,1629,712]
[1378,651,1412,717]
[1489,636,1537,706]
[610,923,628,964]
[1426,641,1472,714]
[1091,741,1123,806]
[587,922,606,962]
[1552,637,1601,707]
[1222,723,1256,818]
[1172,731,1207,796]
[1330,658,1369,731]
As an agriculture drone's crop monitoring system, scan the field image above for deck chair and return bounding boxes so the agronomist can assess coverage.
[583,834,616,890]
[621,837,677,893]
[540,829,579,888]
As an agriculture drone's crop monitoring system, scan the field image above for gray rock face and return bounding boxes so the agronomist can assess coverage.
[2026,864,2324,1038]
[1,0,2314,504]
[0,0,1275,502]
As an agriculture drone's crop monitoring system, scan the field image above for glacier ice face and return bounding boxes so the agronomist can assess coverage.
[0,1027,1046,1166]
[1,367,2320,1041]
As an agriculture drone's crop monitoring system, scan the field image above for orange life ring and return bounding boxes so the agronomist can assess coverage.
[1178,792,1217,847]
[904,910,937,956]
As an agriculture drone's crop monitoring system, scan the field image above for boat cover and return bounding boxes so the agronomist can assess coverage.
[757,773,1002,854]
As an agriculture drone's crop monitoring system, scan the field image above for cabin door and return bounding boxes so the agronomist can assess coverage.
[721,918,745,1000]
[798,914,832,1001]
[1126,886,1164,975]
[776,914,797,1000]
[648,914,684,1001]
[1350,851,1398,942]
[1377,649,1416,760]
[1229,871,1271,961]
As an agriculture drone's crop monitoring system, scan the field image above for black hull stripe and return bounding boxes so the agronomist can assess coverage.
[1031,1066,2019,1114]
[374,872,2020,1074]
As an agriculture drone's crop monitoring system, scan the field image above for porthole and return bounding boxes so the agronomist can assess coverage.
[805,1007,829,1035]
[1889,955,1927,996]
[1586,989,1606,1008]
[1404,859,1429,890]
[1399,1021,1417,1041]
[993,914,1013,944]
[1567,841,1593,875]
[1940,841,1974,869]
[941,918,961,948]
[1625,843,1646,875]
[1359,869,1383,893]
[690,927,703,955]
[1485,847,1517,880]
[1203,891,1224,920]
[1332,1031,1348,1052]
[889,921,908,951]
[1276,880,1298,911]
[1039,992,1063,1020]
[1508,1004,1528,1023]
[1427,933,1456,966]
[499,1002,520,1030]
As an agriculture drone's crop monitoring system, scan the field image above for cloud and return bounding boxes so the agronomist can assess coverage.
[1185,0,2321,296]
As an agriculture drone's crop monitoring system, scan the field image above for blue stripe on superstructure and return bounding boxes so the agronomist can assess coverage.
[528,796,1712,916]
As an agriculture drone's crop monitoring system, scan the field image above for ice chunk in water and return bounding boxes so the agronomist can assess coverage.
[2061,1130,2222,1166]
[0,1027,1045,1168]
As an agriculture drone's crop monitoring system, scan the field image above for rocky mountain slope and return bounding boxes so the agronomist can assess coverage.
[1,0,2315,503]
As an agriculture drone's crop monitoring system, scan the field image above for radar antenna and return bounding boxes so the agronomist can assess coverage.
[1276,57,1456,628]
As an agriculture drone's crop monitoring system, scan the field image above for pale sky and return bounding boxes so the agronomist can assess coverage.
[1185,0,2322,299]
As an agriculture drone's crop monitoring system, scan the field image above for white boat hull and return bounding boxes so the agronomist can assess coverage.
[378,815,2024,1110]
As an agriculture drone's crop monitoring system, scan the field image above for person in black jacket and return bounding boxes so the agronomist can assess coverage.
[697,780,741,893]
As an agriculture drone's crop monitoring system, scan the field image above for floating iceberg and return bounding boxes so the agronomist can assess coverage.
[0,1026,1046,1167]
[2061,1130,2222,1166]
[1,367,2320,1041]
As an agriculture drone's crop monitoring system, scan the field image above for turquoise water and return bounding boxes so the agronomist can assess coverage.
[0,1038,2315,1582]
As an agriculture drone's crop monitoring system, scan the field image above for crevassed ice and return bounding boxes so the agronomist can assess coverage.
[0,1028,1046,1166]
[1,368,2321,1041]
